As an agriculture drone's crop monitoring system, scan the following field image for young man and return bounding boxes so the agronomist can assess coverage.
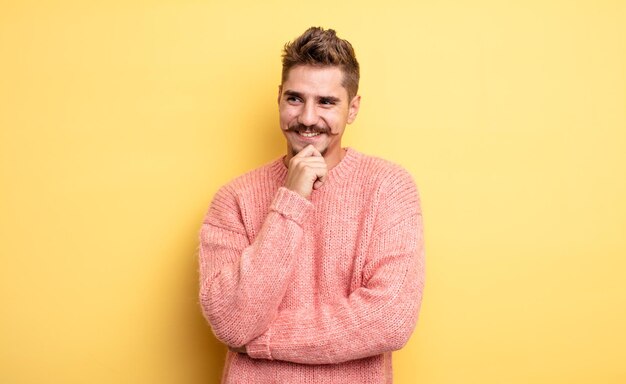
[199,27,425,383]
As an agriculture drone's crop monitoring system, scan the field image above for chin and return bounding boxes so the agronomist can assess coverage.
[289,143,328,157]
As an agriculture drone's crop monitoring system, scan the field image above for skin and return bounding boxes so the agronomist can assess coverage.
[279,65,361,198]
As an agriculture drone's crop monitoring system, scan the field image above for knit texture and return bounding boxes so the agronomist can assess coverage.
[199,148,425,384]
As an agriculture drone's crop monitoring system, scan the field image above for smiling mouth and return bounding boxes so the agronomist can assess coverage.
[288,124,328,139]
[298,131,321,138]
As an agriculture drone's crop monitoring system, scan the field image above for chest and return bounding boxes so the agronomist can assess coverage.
[244,188,378,306]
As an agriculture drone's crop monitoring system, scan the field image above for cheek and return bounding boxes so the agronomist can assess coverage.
[279,109,297,131]
[324,113,345,134]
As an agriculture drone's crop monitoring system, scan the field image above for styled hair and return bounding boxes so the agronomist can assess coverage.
[281,27,360,100]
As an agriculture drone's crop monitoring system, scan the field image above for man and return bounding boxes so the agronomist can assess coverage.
[199,27,424,383]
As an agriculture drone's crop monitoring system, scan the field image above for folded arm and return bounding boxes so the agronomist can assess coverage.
[246,176,425,364]
[199,186,312,347]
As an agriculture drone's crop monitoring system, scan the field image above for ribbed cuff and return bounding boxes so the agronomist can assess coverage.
[270,187,313,226]
[246,332,272,360]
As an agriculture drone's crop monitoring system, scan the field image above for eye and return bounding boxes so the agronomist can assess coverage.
[284,93,303,103]
[286,96,302,104]
[319,98,336,106]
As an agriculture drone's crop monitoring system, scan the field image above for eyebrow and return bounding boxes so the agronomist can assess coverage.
[283,90,303,98]
[319,96,341,104]
[283,90,341,104]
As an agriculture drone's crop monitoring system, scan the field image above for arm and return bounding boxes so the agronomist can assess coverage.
[246,174,425,364]
[198,186,312,348]
[200,145,327,348]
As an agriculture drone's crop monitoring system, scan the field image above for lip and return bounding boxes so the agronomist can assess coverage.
[290,130,326,142]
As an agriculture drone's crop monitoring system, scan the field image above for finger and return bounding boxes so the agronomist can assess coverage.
[309,145,323,158]
[316,170,328,184]
[313,167,328,189]
[292,161,326,174]
[301,162,328,175]
[293,144,317,158]
[298,157,327,166]
[311,165,327,182]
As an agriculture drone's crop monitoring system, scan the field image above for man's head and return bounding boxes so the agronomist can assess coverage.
[279,27,361,167]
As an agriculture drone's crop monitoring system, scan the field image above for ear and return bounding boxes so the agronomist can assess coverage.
[277,84,282,105]
[347,95,361,124]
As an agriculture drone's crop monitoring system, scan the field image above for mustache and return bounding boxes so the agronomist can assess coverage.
[286,124,329,134]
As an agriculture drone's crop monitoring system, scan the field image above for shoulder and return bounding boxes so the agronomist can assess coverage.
[351,149,422,217]
[204,157,284,229]
[215,157,285,199]
[353,150,418,194]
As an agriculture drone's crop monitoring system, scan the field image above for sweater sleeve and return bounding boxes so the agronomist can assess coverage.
[199,186,313,348]
[245,173,425,364]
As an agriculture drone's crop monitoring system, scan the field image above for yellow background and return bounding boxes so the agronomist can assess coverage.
[1,1,625,383]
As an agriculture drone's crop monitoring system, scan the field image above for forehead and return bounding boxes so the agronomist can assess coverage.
[283,65,348,99]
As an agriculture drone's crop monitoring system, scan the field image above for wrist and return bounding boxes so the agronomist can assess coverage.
[270,187,313,226]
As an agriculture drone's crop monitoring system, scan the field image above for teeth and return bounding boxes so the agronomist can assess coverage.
[299,131,320,137]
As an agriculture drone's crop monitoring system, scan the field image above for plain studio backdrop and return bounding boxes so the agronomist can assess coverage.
[1,1,625,383]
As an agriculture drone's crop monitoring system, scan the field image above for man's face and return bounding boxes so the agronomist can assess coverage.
[278,65,360,164]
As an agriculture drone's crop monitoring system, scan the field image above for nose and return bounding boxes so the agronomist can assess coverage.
[297,101,319,127]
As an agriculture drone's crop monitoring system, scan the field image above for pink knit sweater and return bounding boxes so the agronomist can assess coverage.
[199,148,424,383]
